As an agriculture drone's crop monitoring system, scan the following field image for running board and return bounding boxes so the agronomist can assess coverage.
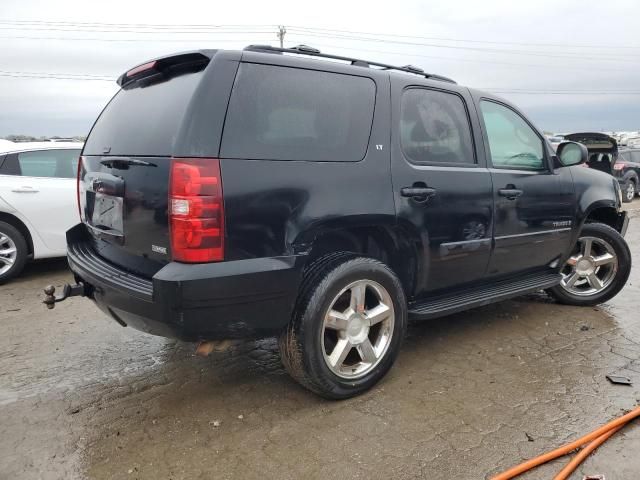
[408,271,561,320]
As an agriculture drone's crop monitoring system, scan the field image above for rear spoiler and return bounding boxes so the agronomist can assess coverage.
[117,51,212,88]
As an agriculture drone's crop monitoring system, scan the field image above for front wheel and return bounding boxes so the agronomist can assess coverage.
[547,223,631,306]
[280,255,407,399]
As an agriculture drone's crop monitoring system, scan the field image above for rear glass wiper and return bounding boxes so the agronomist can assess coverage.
[100,158,157,169]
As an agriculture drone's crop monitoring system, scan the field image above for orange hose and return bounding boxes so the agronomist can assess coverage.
[491,406,640,480]
[553,424,625,480]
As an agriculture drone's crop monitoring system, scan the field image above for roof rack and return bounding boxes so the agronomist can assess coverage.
[243,44,457,84]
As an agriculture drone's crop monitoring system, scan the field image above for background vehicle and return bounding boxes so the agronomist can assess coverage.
[0,142,82,282]
[55,46,630,399]
[564,132,639,202]
[616,148,640,201]
[545,135,565,151]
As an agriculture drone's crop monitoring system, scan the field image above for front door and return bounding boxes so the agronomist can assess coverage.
[391,82,493,295]
[476,99,576,277]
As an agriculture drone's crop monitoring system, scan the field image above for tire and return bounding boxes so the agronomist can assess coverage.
[0,221,28,284]
[279,254,407,399]
[622,180,635,203]
[547,223,631,306]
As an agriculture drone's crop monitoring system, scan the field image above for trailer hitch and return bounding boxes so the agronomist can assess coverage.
[43,283,87,309]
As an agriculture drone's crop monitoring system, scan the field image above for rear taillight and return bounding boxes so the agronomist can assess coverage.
[77,155,84,221]
[613,162,626,171]
[169,158,224,263]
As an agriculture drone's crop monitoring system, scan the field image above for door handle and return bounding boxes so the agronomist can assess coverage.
[11,187,39,193]
[401,186,437,199]
[498,188,523,200]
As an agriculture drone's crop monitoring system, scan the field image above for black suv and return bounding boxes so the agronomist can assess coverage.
[48,46,631,399]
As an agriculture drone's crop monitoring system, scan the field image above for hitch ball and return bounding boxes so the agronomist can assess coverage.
[43,283,86,309]
[43,285,57,309]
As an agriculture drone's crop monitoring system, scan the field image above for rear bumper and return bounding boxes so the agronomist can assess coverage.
[67,225,305,341]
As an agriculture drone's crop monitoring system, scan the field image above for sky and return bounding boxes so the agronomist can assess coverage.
[1,0,639,137]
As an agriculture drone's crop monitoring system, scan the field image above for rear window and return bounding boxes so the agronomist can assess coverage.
[83,72,203,156]
[221,63,376,162]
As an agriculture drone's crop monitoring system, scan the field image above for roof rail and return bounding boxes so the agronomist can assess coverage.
[243,44,457,84]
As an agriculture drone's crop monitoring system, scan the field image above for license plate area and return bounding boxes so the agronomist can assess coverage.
[90,193,124,234]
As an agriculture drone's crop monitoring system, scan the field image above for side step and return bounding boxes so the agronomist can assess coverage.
[408,271,561,320]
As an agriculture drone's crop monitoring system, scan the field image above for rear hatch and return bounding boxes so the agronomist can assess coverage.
[564,132,618,175]
[79,52,216,277]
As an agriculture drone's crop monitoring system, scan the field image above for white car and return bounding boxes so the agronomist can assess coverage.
[0,142,83,282]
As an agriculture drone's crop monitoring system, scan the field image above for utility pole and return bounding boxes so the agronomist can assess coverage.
[277,25,286,48]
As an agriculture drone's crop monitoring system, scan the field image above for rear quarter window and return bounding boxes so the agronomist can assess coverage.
[220,63,376,162]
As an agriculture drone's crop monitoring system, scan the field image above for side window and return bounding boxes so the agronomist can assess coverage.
[631,151,640,163]
[221,63,376,162]
[400,88,475,165]
[15,149,80,178]
[480,101,545,171]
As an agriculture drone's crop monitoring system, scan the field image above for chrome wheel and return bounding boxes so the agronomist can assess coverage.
[321,279,395,379]
[0,232,17,276]
[626,182,636,202]
[560,236,618,296]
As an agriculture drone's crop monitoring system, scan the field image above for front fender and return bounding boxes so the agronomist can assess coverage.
[570,166,620,226]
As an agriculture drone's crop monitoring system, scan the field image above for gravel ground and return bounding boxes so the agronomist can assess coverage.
[1,204,639,480]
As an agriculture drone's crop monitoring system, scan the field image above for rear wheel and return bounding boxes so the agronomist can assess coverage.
[280,255,407,399]
[547,223,631,306]
[623,180,635,203]
[0,221,28,284]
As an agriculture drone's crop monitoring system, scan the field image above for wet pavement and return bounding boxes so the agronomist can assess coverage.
[1,205,639,480]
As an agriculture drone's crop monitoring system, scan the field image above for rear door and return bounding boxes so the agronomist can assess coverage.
[79,52,238,277]
[391,79,493,294]
[0,148,80,255]
[476,99,576,276]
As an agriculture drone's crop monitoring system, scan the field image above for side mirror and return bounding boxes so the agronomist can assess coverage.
[555,141,588,167]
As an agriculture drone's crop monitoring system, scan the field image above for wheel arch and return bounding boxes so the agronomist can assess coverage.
[0,212,34,256]
[623,170,639,184]
[296,219,421,299]
[582,204,626,233]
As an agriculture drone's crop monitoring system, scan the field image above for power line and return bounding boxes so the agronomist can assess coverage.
[287,25,640,50]
[0,20,275,29]
[291,39,636,73]
[3,20,639,50]
[0,25,274,34]
[0,34,273,43]
[0,19,635,62]
[286,30,635,62]
[0,69,112,78]
[0,71,114,81]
